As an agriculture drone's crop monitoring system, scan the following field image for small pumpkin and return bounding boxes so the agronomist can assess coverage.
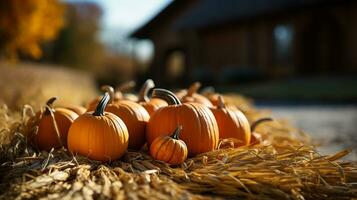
[88,85,150,150]
[137,79,168,116]
[150,126,188,165]
[146,89,219,156]
[115,80,138,102]
[68,92,129,161]
[210,95,251,147]
[31,97,78,151]
[250,118,273,145]
[179,82,213,107]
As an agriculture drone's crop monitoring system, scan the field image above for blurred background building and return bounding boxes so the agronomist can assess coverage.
[131,0,357,87]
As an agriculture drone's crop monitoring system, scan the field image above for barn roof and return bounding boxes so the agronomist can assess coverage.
[131,0,344,39]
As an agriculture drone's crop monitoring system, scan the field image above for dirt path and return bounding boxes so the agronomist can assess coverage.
[258,104,357,160]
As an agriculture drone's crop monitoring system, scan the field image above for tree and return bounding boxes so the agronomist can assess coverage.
[0,0,65,59]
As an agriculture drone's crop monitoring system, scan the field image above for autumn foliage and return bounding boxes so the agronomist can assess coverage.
[0,0,65,59]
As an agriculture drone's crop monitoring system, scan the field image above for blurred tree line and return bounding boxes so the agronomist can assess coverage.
[0,0,65,59]
[0,0,135,87]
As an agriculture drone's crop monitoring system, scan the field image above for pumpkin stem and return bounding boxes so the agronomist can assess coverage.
[138,79,155,102]
[101,85,115,104]
[187,82,201,96]
[117,80,136,92]
[152,88,181,105]
[217,95,225,109]
[251,118,273,132]
[44,97,57,115]
[171,125,183,140]
[201,86,215,96]
[93,92,110,116]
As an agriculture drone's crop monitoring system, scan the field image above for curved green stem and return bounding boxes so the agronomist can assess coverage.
[251,118,273,132]
[152,88,181,105]
[138,79,155,102]
[44,97,57,115]
[217,95,225,109]
[93,92,110,116]
[117,80,136,92]
[187,82,201,96]
[171,126,183,140]
[101,85,115,104]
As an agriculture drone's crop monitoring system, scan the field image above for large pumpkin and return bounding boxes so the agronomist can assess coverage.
[210,95,251,147]
[137,79,168,116]
[88,86,150,150]
[32,97,78,151]
[179,82,213,107]
[146,89,219,156]
[150,126,188,165]
[68,92,129,161]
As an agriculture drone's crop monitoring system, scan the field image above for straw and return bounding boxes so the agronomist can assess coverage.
[0,95,356,199]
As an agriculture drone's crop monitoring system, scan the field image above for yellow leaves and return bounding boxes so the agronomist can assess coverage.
[0,0,65,59]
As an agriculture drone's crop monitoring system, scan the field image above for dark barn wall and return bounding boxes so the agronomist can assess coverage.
[147,1,357,86]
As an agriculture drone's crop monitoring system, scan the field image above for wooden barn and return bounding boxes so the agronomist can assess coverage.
[131,0,357,86]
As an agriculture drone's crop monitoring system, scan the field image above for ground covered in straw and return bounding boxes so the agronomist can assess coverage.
[0,95,356,200]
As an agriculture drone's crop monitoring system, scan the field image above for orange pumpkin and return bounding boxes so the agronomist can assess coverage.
[60,105,86,115]
[31,97,78,151]
[150,126,188,165]
[87,85,122,110]
[180,82,213,107]
[146,89,219,157]
[137,79,168,116]
[87,81,136,110]
[250,118,273,145]
[115,80,138,102]
[68,92,129,162]
[88,86,150,150]
[210,95,251,147]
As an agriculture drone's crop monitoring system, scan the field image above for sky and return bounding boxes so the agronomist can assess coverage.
[94,0,172,36]
[66,0,172,61]
[96,0,172,60]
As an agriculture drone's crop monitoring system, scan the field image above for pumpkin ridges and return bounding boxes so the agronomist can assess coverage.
[149,126,188,165]
[152,137,170,158]
[32,97,78,151]
[147,102,219,156]
[68,112,128,161]
[191,102,219,154]
[167,140,178,162]
[106,100,149,150]
[68,92,129,161]
[210,95,251,146]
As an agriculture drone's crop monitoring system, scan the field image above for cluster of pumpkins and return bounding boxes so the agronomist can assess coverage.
[28,80,271,164]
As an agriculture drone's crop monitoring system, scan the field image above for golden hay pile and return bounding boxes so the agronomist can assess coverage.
[0,95,356,200]
[0,63,97,110]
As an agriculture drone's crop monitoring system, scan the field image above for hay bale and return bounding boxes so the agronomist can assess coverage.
[0,95,356,199]
[0,62,97,110]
